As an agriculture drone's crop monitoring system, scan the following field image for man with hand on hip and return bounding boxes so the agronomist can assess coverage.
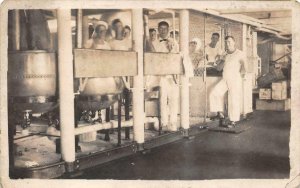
[209,36,247,128]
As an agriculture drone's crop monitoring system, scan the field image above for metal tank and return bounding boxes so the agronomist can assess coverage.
[75,10,133,112]
[76,77,125,111]
[8,50,57,114]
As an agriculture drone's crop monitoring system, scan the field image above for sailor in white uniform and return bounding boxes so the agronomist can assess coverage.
[146,21,179,132]
[209,36,247,127]
[205,33,223,66]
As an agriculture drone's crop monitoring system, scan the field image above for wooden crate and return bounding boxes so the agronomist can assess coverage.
[259,88,272,100]
[272,89,287,100]
[256,98,290,111]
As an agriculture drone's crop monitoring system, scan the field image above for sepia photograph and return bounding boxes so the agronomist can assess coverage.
[0,0,299,187]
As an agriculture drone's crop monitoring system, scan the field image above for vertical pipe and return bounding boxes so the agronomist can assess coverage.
[242,24,247,118]
[57,9,75,166]
[12,10,20,50]
[172,12,176,41]
[221,22,225,50]
[75,9,83,152]
[124,89,130,139]
[132,9,144,146]
[252,31,257,57]
[252,31,260,79]
[82,15,89,46]
[179,10,190,131]
[203,13,207,123]
[242,24,247,52]
[104,108,110,141]
[76,9,83,48]
[117,94,122,146]
[143,13,149,50]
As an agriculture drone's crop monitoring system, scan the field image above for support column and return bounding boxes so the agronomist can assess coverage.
[179,10,190,132]
[82,15,89,47]
[8,10,19,178]
[132,9,144,148]
[242,24,248,118]
[57,9,75,170]
[76,9,83,48]
[12,10,20,50]
[242,24,247,52]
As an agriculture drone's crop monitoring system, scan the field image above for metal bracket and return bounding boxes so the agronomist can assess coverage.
[65,161,75,173]
[78,77,89,93]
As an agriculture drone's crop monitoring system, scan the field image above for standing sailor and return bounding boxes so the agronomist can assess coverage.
[209,36,247,127]
[146,21,179,132]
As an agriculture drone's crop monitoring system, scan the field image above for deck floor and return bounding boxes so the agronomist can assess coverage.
[13,116,206,169]
[75,110,291,179]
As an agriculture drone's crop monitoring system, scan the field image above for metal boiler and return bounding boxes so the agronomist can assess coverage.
[8,51,57,129]
[76,77,124,112]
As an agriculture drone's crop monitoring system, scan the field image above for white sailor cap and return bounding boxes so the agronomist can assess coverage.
[190,38,202,51]
[91,18,108,29]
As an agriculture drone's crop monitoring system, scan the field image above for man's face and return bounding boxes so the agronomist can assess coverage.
[189,42,197,53]
[158,25,169,39]
[99,25,107,38]
[175,33,179,41]
[150,31,157,41]
[225,37,235,52]
[211,35,219,45]
[123,28,131,38]
[114,21,123,33]
[170,32,179,41]
[95,25,107,39]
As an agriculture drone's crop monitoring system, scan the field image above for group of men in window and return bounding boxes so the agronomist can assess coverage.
[87,17,246,130]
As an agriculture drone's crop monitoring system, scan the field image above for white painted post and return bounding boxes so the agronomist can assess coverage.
[76,9,83,48]
[131,9,145,148]
[242,24,248,118]
[57,9,75,168]
[0,7,9,179]
[180,10,190,132]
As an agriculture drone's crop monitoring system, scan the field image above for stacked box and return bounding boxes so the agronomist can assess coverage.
[272,81,287,100]
[259,88,272,100]
[145,99,159,117]
[256,98,290,111]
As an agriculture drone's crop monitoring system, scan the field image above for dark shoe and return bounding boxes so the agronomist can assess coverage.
[210,112,225,121]
[219,119,228,127]
[226,121,237,128]
[210,115,218,121]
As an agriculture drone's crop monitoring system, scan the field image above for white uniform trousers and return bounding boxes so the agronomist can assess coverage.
[159,77,179,130]
[209,77,242,121]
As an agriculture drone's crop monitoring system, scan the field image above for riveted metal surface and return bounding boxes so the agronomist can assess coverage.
[76,143,137,171]
[13,161,65,179]
[143,130,184,149]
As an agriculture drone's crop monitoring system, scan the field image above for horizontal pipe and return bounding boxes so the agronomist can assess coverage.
[75,119,133,135]
[46,117,159,137]
[45,119,133,137]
